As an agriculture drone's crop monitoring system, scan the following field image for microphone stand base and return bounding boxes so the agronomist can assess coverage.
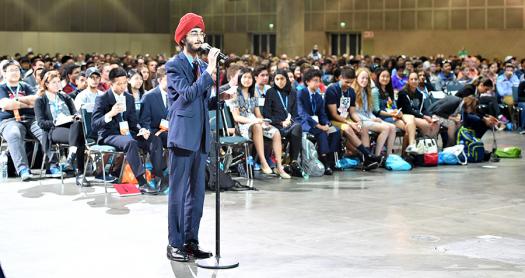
[196,256,239,269]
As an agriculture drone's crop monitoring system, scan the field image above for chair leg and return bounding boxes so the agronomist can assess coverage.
[58,146,64,185]
[100,154,107,193]
[83,150,91,178]
[31,142,39,169]
[40,153,47,179]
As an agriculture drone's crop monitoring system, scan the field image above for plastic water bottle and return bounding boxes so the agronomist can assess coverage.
[0,151,8,182]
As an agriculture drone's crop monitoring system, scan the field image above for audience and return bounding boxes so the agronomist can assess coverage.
[0,49,523,185]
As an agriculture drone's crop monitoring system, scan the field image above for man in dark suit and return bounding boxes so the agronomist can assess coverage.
[297,69,341,175]
[140,65,169,147]
[165,13,230,262]
[91,67,164,194]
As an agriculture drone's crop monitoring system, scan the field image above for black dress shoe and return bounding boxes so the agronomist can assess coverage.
[139,184,158,195]
[167,245,189,262]
[324,167,333,176]
[75,174,91,187]
[183,240,213,259]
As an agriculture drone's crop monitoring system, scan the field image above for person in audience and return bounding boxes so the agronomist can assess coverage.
[34,70,88,186]
[97,63,112,92]
[416,70,436,116]
[496,63,520,106]
[22,57,44,89]
[61,63,81,95]
[391,63,408,92]
[397,72,440,150]
[263,69,303,174]
[74,67,103,111]
[140,66,169,147]
[456,77,503,120]
[253,65,271,113]
[92,67,164,194]
[352,68,396,160]
[297,69,341,175]
[326,67,379,170]
[0,60,42,181]
[487,62,499,86]
[229,67,290,178]
[372,68,417,154]
[138,65,152,91]
[462,95,499,138]
[146,59,158,89]
[69,71,87,99]
[428,95,463,147]
[127,69,145,102]
[437,60,456,90]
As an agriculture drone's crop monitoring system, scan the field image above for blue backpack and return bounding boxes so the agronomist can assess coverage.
[456,126,485,163]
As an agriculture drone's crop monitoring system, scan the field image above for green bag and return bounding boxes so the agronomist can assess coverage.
[495,147,522,158]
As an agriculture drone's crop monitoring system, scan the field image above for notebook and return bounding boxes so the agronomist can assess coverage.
[113,184,141,196]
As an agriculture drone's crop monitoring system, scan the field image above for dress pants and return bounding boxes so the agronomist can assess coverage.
[168,146,206,248]
[308,127,341,155]
[102,134,164,178]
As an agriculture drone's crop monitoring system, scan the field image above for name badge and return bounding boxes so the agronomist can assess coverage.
[257,98,265,107]
[160,119,169,131]
[328,126,338,134]
[119,121,130,136]
[312,115,319,123]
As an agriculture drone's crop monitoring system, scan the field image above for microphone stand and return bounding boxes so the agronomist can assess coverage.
[196,56,239,269]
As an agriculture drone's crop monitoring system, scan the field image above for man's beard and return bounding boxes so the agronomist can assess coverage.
[185,41,203,54]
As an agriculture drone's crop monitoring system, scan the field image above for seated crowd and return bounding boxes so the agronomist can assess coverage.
[0,50,523,191]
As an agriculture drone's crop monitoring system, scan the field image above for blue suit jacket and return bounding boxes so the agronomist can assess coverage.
[297,87,329,132]
[140,86,168,133]
[165,52,217,152]
[92,89,140,143]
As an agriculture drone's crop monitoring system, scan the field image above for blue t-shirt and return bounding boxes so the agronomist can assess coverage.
[0,82,36,122]
[324,82,356,121]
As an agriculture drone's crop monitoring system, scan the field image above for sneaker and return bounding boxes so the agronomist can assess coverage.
[405,144,418,154]
[94,174,118,183]
[19,167,33,181]
[362,156,379,171]
[47,166,65,178]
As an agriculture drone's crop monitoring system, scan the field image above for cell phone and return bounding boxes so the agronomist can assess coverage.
[263,119,272,123]
[395,108,402,116]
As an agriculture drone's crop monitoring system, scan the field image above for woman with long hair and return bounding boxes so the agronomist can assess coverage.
[372,68,417,153]
[397,72,440,152]
[229,68,291,178]
[352,68,397,159]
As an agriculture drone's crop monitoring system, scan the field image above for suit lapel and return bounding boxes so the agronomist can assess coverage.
[177,52,194,84]
[154,88,167,115]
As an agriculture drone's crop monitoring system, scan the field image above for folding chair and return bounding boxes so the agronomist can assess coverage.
[80,108,125,192]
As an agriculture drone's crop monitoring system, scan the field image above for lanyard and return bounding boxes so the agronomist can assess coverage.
[7,84,20,99]
[47,92,61,116]
[277,90,288,111]
[338,82,351,98]
[68,82,77,91]
[256,86,265,98]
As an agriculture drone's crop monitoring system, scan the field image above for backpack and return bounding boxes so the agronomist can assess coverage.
[298,134,325,177]
[456,126,485,163]
[205,160,255,191]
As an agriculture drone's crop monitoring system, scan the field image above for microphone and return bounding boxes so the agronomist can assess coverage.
[200,43,228,61]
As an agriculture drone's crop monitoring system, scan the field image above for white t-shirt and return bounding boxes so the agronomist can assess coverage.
[75,88,103,112]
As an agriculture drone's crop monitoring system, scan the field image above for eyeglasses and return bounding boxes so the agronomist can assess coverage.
[187,32,206,38]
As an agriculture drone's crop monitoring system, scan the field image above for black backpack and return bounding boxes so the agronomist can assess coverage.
[205,160,255,191]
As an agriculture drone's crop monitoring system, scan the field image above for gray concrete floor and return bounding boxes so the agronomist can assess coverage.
[1,132,524,278]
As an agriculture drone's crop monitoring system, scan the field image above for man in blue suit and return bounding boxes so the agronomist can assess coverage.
[297,69,341,175]
[140,65,169,147]
[91,67,164,194]
[166,13,230,262]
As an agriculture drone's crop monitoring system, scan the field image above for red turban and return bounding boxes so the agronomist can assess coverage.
[174,13,205,45]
